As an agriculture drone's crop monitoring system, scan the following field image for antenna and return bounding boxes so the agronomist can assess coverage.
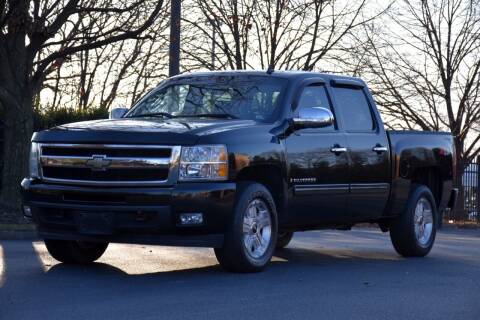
[266,65,274,74]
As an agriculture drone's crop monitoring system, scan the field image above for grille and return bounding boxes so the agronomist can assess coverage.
[42,147,171,158]
[39,144,181,186]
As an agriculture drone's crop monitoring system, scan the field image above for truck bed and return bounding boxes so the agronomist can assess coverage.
[385,129,455,217]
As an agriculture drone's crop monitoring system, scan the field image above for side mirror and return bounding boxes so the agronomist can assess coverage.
[109,106,128,119]
[293,107,334,129]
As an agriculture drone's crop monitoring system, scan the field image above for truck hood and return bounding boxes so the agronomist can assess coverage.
[33,118,258,145]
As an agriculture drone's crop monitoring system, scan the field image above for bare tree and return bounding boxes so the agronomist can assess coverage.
[0,0,165,216]
[41,25,170,113]
[253,0,311,70]
[182,0,382,71]
[347,0,480,214]
[182,0,257,70]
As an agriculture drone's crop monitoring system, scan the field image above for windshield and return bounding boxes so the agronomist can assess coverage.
[125,75,287,122]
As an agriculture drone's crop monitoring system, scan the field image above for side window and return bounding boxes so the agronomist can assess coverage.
[297,85,332,111]
[331,87,374,131]
[296,84,335,131]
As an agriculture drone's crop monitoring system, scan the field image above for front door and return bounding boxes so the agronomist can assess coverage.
[285,82,349,226]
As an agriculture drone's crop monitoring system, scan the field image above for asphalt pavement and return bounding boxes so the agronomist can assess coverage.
[1,228,479,320]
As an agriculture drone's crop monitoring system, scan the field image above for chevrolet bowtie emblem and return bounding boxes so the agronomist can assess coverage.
[85,155,111,171]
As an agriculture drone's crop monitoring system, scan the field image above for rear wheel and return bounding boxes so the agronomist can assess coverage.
[215,182,278,273]
[276,232,294,249]
[390,184,437,257]
[44,239,108,264]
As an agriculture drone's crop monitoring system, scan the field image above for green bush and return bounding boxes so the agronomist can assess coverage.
[33,107,109,131]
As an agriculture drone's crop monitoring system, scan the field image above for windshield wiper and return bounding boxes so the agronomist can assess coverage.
[127,112,173,119]
[178,113,238,119]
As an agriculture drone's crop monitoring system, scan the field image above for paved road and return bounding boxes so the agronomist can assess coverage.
[1,228,479,320]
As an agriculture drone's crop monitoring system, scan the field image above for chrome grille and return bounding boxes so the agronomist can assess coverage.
[39,144,181,186]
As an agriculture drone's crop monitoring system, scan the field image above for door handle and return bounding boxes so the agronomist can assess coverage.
[330,146,347,154]
[372,145,388,153]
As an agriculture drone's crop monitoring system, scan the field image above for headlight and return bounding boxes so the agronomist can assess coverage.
[179,145,228,181]
[29,142,40,178]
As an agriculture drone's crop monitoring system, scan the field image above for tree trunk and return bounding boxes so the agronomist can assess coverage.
[0,0,31,222]
[0,96,33,222]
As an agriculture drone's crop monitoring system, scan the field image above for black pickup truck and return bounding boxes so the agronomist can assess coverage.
[21,71,457,272]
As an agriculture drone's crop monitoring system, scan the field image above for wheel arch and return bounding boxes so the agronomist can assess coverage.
[410,166,443,208]
[235,164,287,223]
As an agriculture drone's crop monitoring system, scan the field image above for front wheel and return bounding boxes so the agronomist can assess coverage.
[215,182,278,273]
[390,184,437,257]
[44,239,108,264]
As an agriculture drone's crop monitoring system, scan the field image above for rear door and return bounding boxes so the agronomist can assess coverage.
[285,80,349,226]
[330,80,390,221]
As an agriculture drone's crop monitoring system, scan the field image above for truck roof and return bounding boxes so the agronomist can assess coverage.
[171,70,364,84]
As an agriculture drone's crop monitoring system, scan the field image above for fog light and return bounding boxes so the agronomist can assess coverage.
[23,205,32,218]
[179,213,203,226]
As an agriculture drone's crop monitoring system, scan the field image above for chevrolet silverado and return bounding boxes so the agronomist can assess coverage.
[21,71,458,272]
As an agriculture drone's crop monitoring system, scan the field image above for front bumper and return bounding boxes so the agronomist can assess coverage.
[21,178,236,247]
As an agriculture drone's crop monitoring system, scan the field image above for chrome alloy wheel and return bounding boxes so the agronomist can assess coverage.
[414,197,434,247]
[242,199,272,259]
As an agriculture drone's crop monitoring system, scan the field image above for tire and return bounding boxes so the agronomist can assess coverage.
[276,232,294,249]
[390,184,437,257]
[44,239,109,264]
[214,182,278,273]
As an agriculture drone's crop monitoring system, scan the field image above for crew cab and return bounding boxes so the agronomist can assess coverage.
[21,71,457,272]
